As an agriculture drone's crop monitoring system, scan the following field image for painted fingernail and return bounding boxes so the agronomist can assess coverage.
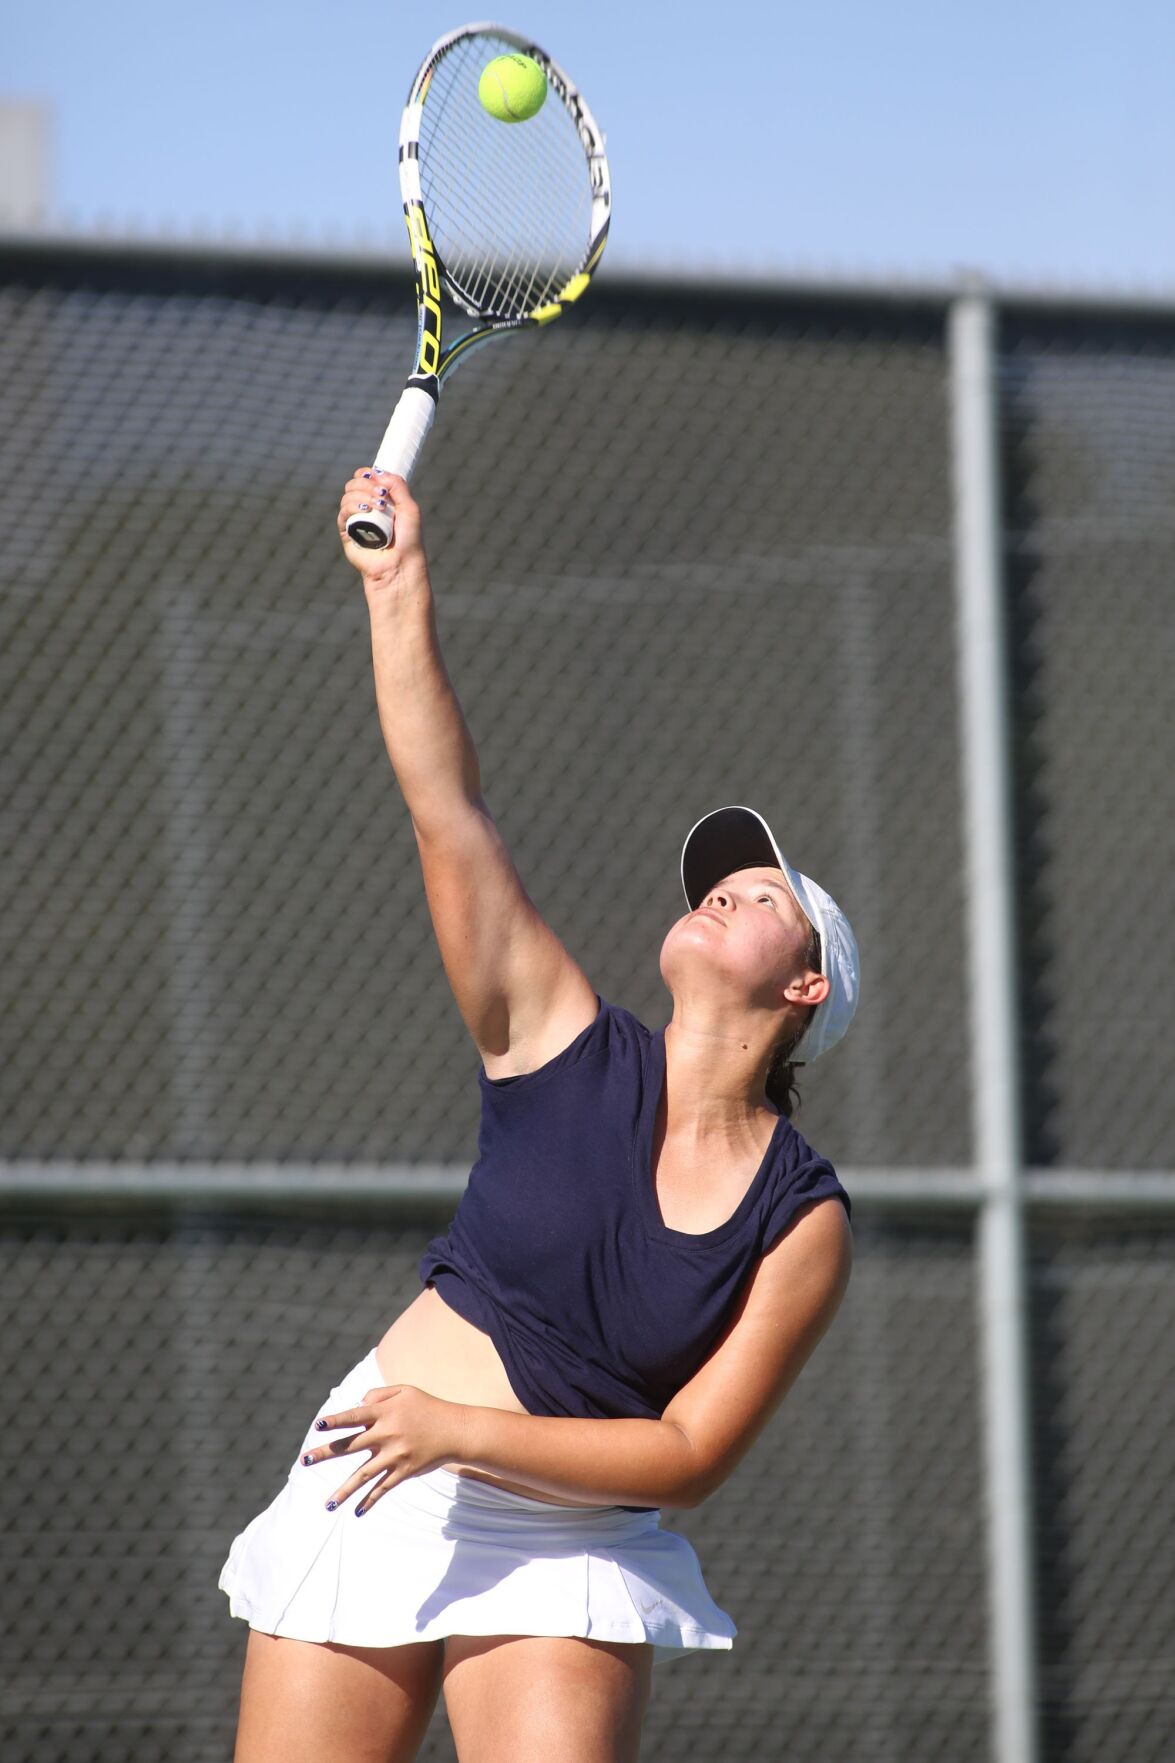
[301,1453,313,1466]
[358,503,371,512]
[325,1500,338,1511]
[314,1419,328,1430]
[355,1505,367,1517]
[362,471,372,478]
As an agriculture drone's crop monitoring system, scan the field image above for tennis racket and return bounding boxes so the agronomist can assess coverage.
[346,22,611,550]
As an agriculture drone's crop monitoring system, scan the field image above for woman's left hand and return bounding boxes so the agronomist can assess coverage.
[301,1383,469,1516]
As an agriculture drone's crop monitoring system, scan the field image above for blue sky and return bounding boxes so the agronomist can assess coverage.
[7,0,1175,288]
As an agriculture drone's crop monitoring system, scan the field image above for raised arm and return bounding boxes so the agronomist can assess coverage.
[338,471,597,1075]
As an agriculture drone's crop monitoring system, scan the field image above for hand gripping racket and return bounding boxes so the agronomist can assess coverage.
[346,22,611,549]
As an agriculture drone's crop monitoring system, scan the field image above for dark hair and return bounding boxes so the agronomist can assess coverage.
[764,920,823,1119]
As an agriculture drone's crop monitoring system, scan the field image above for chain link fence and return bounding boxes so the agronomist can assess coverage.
[1,241,1173,1761]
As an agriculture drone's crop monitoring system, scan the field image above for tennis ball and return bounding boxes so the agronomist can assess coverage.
[478,54,547,124]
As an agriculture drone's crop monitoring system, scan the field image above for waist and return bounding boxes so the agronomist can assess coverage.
[374,1287,620,1508]
[376,1282,526,1413]
[391,1458,661,1544]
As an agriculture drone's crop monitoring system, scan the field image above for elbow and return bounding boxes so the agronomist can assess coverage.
[662,1474,717,1511]
[677,1468,722,1509]
[659,1423,718,1509]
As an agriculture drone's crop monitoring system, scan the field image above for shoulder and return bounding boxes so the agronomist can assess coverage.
[757,1189,852,1290]
[766,1113,852,1221]
[734,1194,852,1385]
[714,1193,852,1404]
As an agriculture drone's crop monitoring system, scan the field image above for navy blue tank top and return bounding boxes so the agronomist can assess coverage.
[419,996,850,1429]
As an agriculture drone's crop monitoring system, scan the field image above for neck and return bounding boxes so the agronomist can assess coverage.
[661,997,783,1139]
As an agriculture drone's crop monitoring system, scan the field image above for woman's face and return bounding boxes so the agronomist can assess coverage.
[660,865,827,1011]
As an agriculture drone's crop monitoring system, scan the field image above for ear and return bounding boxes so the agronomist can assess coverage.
[783,972,830,1008]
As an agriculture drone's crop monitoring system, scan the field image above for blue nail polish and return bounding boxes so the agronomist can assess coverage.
[362,471,372,478]
[301,1454,313,1466]
[355,1505,367,1517]
[314,1419,328,1430]
[325,1500,337,1511]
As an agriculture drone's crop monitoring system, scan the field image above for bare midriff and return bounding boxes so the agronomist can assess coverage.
[374,1283,609,1508]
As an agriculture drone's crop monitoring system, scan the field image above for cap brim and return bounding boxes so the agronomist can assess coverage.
[681,805,846,1063]
[681,807,815,936]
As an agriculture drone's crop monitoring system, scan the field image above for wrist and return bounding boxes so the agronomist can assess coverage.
[364,559,431,616]
[454,1402,488,1468]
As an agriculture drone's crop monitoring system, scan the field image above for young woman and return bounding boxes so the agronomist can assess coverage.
[219,471,860,1763]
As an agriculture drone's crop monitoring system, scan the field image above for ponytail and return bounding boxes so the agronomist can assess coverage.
[764,1030,807,1119]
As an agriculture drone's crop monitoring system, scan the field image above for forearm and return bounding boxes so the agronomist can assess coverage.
[454,1407,705,1510]
[367,582,483,828]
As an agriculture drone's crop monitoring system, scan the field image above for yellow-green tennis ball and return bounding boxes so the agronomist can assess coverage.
[478,54,547,123]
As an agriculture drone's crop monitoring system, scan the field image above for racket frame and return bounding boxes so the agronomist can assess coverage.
[346,22,611,549]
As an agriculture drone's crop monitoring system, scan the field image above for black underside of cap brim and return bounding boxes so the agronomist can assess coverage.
[682,808,780,909]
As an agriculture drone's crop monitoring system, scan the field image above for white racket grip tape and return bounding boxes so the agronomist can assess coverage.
[345,387,436,550]
[372,386,436,478]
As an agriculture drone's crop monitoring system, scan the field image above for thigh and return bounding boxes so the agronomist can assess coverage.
[441,1634,653,1763]
[233,1629,445,1763]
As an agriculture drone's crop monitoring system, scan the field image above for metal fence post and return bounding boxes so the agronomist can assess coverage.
[948,287,1041,1763]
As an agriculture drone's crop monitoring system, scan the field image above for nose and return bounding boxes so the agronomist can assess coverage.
[705,889,731,910]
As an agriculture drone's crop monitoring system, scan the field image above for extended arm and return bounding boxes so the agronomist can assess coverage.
[338,472,596,1071]
[310,1196,852,1511]
[342,469,482,831]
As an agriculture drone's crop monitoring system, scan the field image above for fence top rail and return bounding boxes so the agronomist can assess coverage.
[3,227,1175,321]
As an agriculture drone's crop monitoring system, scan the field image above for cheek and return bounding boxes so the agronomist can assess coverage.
[740,918,795,982]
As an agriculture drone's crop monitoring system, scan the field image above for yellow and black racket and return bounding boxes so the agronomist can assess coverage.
[345,22,611,549]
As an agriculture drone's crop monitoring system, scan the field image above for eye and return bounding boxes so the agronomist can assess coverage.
[757,894,775,907]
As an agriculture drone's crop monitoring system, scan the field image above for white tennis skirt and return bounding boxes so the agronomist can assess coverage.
[219,1348,736,1668]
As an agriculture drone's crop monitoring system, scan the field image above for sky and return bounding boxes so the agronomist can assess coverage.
[6,0,1175,291]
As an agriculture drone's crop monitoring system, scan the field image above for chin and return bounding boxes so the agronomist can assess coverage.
[660,924,740,998]
[659,915,706,970]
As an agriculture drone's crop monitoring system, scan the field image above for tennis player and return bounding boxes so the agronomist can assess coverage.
[219,472,860,1763]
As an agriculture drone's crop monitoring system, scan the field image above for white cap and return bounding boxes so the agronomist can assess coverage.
[680,805,860,1064]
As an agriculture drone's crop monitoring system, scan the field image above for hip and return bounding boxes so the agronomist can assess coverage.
[219,1347,736,1664]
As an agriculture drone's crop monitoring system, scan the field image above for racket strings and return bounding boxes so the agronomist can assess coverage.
[421,46,588,278]
[423,98,586,316]
[415,35,594,321]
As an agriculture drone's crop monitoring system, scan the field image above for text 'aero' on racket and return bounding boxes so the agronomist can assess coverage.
[345,23,612,550]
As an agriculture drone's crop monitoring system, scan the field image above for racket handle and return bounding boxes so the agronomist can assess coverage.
[346,387,437,550]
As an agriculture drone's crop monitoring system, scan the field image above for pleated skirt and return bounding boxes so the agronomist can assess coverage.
[218,1348,736,1667]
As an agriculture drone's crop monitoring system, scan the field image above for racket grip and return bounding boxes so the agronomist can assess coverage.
[345,388,437,550]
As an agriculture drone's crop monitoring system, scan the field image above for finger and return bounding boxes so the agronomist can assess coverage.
[300,1428,366,1467]
[344,473,421,552]
[342,472,392,500]
[373,474,421,536]
[354,1450,424,1515]
[325,1458,384,1513]
[338,485,393,534]
[372,473,413,507]
[314,1406,374,1433]
[354,1470,401,1516]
